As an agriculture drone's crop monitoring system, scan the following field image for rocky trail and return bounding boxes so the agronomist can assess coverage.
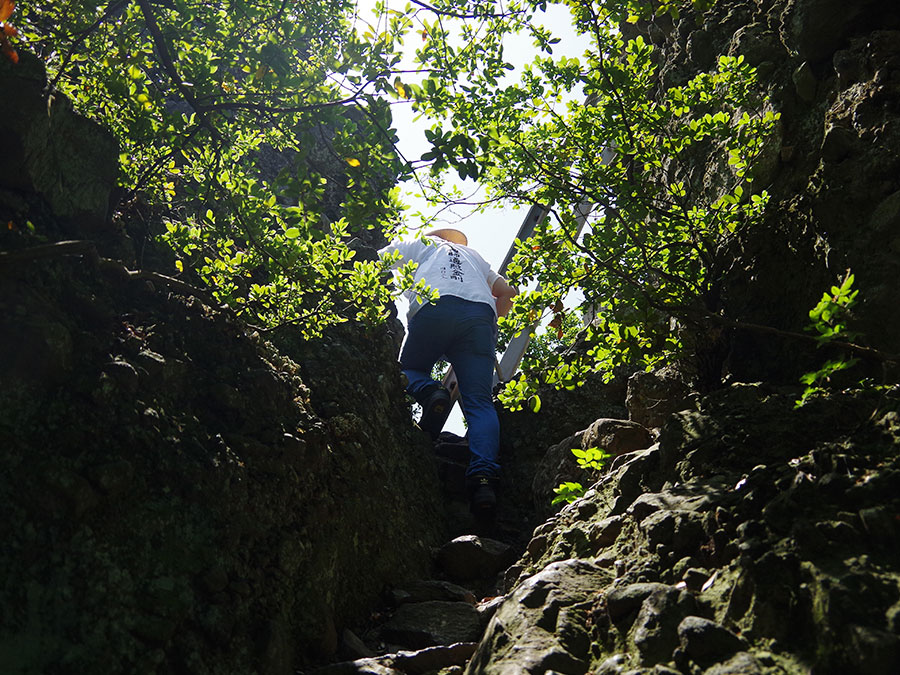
[310,381,900,675]
[306,431,533,675]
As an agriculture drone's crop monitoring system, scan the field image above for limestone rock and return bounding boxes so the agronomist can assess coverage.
[626,371,693,429]
[629,581,695,664]
[389,580,476,606]
[532,431,584,515]
[1,242,446,674]
[341,628,376,660]
[0,51,119,232]
[466,559,614,674]
[792,61,817,102]
[606,583,674,625]
[534,419,653,515]
[704,652,766,675]
[589,515,625,549]
[677,616,747,667]
[380,602,482,649]
[475,595,505,626]
[789,0,872,64]
[498,369,629,527]
[313,643,477,675]
[437,536,515,582]
[583,418,654,457]
[640,509,708,557]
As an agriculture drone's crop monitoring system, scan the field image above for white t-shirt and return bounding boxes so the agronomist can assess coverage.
[379,236,501,319]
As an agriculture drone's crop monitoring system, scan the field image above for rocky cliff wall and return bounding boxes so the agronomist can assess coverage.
[0,52,445,675]
[463,0,900,673]
[614,0,899,385]
[475,385,900,673]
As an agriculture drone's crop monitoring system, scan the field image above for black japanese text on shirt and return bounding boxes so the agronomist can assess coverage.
[440,245,465,283]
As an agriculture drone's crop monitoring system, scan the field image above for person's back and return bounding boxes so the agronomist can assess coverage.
[381,235,499,320]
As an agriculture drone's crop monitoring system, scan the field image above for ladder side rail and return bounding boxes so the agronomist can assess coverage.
[493,198,595,385]
[492,146,615,383]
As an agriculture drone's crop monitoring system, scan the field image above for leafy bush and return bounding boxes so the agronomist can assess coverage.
[796,272,860,407]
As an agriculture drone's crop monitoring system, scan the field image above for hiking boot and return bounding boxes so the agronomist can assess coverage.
[468,475,497,515]
[418,386,451,439]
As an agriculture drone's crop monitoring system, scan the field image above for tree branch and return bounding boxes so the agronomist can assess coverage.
[0,239,214,303]
[136,0,222,141]
[697,310,898,364]
[409,0,518,20]
[200,92,365,114]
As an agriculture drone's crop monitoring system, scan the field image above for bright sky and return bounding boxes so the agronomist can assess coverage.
[350,1,590,431]
[352,0,590,265]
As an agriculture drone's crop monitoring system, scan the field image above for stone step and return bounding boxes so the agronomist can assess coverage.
[311,642,477,675]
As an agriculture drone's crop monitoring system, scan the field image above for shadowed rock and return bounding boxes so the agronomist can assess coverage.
[381,601,481,649]
[437,536,516,582]
[678,615,747,667]
[466,559,614,674]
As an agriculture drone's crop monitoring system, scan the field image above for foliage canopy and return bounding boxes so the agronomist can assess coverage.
[14,0,787,389]
[394,0,779,398]
[16,0,415,335]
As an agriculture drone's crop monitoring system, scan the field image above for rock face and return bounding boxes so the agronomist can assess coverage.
[0,261,446,674]
[468,559,615,674]
[498,369,631,531]
[0,52,119,235]
[533,418,654,519]
[639,0,900,384]
[477,384,900,673]
[0,53,445,675]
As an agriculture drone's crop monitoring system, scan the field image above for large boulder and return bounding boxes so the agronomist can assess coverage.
[0,51,119,234]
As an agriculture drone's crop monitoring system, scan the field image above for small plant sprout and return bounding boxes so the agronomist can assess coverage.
[551,446,612,505]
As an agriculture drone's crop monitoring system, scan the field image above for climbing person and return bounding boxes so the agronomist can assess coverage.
[378,228,518,514]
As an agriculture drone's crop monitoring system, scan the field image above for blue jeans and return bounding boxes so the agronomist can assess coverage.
[400,295,500,479]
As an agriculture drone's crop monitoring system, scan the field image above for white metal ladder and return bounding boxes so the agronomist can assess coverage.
[435,147,616,431]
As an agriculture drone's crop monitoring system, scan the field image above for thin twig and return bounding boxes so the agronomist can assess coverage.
[409,0,518,20]
[47,0,130,93]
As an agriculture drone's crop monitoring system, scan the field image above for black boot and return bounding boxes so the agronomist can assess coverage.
[418,386,451,440]
[468,475,497,515]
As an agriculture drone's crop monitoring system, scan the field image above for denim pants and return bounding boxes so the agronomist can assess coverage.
[400,295,500,479]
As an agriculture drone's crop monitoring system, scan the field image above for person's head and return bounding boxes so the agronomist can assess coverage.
[425,228,468,246]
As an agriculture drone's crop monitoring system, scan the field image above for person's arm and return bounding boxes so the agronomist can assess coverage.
[491,276,518,317]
